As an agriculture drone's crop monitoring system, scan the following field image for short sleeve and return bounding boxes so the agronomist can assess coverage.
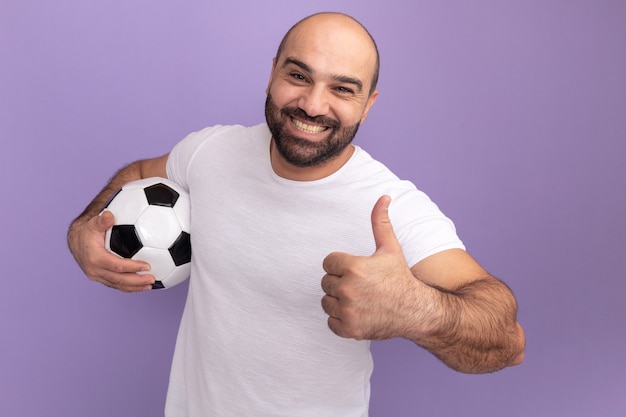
[389,186,465,268]
[166,125,226,191]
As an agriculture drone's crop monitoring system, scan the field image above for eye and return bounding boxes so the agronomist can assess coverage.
[290,72,307,82]
[335,86,354,95]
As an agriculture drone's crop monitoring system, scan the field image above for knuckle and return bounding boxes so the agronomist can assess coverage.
[334,283,354,300]
[322,255,336,273]
[345,261,366,277]
[320,295,330,312]
[111,262,126,273]
[117,285,137,293]
[327,317,342,336]
[321,295,338,315]
[104,274,123,288]
[320,276,330,293]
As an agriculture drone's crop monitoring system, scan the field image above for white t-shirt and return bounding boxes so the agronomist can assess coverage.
[165,123,464,417]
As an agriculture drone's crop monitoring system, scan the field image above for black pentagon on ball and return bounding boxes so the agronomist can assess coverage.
[169,231,191,266]
[144,183,180,207]
[110,225,143,258]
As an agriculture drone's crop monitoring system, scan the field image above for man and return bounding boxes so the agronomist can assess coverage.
[68,12,524,417]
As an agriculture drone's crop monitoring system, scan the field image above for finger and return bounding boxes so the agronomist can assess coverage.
[93,265,155,292]
[321,293,338,316]
[322,251,350,275]
[321,273,344,298]
[322,297,346,337]
[116,274,155,292]
[371,195,401,254]
[100,252,151,275]
[94,213,152,273]
[96,210,115,232]
[327,316,343,337]
[82,248,153,287]
[97,274,155,292]
[321,274,333,296]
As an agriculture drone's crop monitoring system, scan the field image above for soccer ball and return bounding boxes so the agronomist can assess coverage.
[101,177,191,290]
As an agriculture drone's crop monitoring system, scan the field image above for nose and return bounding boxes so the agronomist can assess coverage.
[298,85,330,118]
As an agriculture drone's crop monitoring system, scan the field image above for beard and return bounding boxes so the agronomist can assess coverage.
[264,94,360,168]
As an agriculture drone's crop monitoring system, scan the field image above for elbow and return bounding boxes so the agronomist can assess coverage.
[509,321,526,367]
[455,321,526,374]
[490,320,526,372]
[488,320,526,373]
[510,350,525,367]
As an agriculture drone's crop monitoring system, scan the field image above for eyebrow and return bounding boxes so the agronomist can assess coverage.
[282,57,364,93]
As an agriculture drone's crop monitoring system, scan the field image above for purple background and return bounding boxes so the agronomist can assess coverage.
[2,1,625,416]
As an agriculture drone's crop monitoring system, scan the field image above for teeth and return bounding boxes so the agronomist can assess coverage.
[292,118,327,134]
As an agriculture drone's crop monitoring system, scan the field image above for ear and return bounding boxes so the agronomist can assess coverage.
[359,89,379,124]
[266,57,277,95]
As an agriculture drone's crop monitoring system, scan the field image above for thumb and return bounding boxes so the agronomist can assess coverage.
[96,210,115,232]
[371,195,401,253]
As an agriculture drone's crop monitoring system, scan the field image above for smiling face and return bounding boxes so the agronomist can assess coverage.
[265,13,379,180]
[264,91,361,169]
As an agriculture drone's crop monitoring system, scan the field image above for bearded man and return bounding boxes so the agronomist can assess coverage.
[68,12,524,417]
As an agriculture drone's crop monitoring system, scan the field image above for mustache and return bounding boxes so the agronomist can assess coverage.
[281,107,340,129]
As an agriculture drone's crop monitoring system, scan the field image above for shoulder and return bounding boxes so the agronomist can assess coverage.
[167,123,270,187]
[179,123,269,147]
[349,146,399,179]
[343,147,423,198]
[346,147,465,265]
[172,123,270,160]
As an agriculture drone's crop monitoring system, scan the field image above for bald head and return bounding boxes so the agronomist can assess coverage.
[275,12,380,95]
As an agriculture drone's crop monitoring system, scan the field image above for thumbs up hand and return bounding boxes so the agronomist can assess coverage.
[321,195,422,340]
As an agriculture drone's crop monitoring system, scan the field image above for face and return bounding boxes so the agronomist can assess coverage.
[265,93,360,168]
[265,14,379,176]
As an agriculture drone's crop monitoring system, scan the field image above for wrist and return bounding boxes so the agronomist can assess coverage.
[401,279,458,346]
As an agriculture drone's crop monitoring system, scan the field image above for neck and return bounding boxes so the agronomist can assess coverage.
[269,140,355,181]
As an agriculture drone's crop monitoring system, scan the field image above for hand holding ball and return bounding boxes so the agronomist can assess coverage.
[101,177,191,289]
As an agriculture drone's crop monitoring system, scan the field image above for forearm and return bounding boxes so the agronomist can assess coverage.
[70,153,168,227]
[70,162,144,227]
[320,205,524,372]
[65,155,168,291]
[411,276,524,374]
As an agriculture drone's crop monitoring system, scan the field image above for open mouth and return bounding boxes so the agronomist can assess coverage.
[292,118,329,134]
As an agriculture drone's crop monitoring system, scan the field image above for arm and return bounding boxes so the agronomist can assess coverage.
[407,249,525,373]
[321,196,525,374]
[67,154,169,292]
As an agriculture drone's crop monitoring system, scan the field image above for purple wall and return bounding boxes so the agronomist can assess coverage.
[2,1,625,416]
